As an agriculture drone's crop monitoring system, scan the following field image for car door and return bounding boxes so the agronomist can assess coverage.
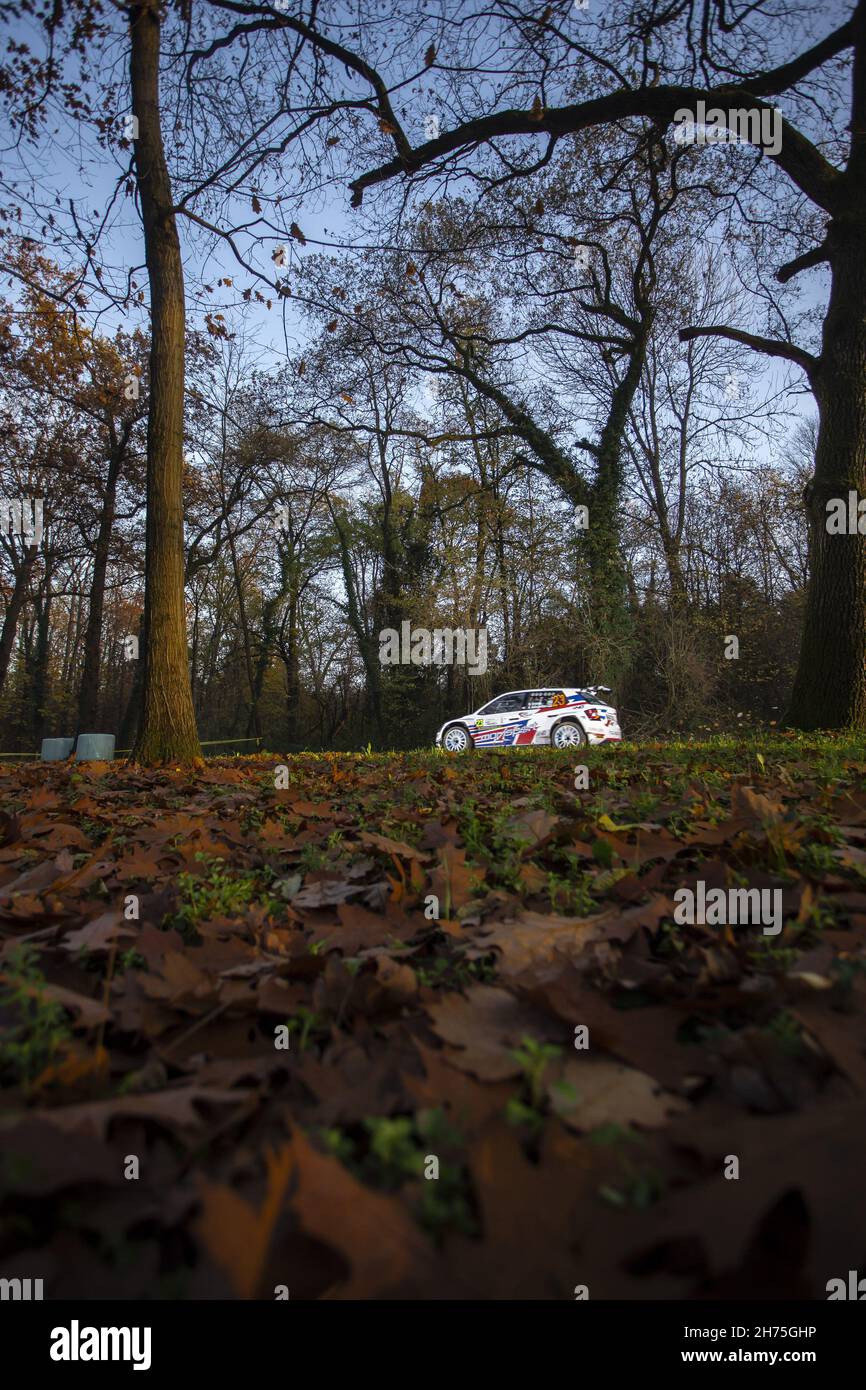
[468,696,501,742]
[527,689,567,741]
[473,692,527,745]
[523,689,547,717]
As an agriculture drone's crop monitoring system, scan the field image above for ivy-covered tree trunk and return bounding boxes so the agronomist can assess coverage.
[583,308,654,686]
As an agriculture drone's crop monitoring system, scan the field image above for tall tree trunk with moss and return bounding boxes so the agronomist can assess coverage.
[129,1,200,763]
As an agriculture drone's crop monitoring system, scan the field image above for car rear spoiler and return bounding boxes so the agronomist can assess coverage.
[584,685,613,699]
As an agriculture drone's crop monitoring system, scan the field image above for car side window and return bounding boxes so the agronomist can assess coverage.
[524,690,545,710]
[486,693,524,715]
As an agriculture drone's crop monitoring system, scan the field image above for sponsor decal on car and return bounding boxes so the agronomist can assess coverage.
[472,720,536,747]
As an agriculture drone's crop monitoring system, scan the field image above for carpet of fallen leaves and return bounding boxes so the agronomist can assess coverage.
[2,734,866,1299]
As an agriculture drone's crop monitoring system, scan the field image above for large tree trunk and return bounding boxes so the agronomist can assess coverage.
[783,5,866,730]
[129,2,201,762]
[788,221,866,728]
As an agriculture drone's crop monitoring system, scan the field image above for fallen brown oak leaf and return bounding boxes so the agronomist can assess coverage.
[441,1116,603,1298]
[31,1085,250,1139]
[548,1054,688,1132]
[281,1126,445,1298]
[507,956,705,1093]
[472,896,674,976]
[426,985,563,1081]
[313,952,418,1020]
[404,1040,514,1135]
[60,911,136,955]
[0,854,75,901]
[322,899,417,954]
[196,1143,293,1298]
[577,1099,866,1298]
[0,974,111,1028]
[356,829,426,859]
[428,845,486,916]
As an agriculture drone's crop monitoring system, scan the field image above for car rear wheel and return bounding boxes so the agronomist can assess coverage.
[442,723,472,753]
[551,718,587,749]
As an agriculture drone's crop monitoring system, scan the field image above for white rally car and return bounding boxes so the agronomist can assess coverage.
[435,687,622,752]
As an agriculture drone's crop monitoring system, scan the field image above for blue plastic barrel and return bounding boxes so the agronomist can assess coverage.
[41,737,75,762]
[74,733,116,762]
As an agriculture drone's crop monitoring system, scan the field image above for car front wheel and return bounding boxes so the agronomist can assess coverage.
[442,723,472,753]
[551,718,587,749]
